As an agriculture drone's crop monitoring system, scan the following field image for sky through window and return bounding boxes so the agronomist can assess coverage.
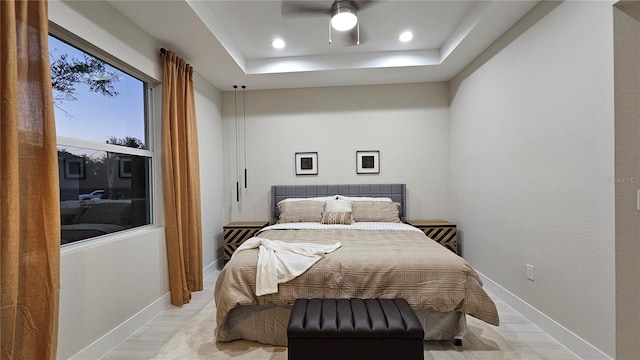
[49,35,146,146]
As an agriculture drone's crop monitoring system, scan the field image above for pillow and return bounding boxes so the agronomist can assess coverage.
[321,211,352,225]
[351,201,401,223]
[325,199,352,212]
[278,195,338,205]
[325,199,354,224]
[278,200,325,223]
[337,195,393,202]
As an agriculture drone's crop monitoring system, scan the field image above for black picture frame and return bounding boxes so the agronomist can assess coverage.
[356,150,380,174]
[295,152,318,175]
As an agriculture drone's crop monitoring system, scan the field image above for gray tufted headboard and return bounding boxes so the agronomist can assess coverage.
[271,184,406,222]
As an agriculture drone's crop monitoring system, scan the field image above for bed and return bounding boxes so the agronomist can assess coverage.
[214,184,499,346]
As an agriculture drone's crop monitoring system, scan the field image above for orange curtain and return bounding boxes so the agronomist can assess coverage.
[0,0,60,359]
[161,50,203,306]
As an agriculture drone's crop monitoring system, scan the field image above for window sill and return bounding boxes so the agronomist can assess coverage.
[61,224,163,255]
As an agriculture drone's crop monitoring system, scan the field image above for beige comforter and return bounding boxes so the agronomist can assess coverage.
[215,226,499,337]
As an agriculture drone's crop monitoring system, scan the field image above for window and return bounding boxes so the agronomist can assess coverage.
[50,34,153,245]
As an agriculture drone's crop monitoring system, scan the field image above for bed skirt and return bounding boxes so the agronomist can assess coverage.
[216,303,466,346]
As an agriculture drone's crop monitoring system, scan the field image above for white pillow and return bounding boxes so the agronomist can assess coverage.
[278,195,338,205]
[325,199,352,212]
[337,195,392,202]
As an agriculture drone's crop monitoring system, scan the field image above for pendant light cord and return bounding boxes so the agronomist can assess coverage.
[242,86,247,189]
[234,85,239,202]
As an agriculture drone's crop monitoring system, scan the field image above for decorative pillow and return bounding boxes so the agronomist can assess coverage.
[321,211,352,225]
[338,195,393,202]
[278,200,325,223]
[325,199,352,212]
[351,201,401,223]
[278,195,338,205]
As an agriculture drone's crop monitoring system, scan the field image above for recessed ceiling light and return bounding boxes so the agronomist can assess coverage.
[272,38,286,49]
[399,31,413,42]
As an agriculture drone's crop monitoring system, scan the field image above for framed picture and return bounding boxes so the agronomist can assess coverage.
[119,157,132,178]
[295,152,318,175]
[356,150,380,174]
[64,157,85,179]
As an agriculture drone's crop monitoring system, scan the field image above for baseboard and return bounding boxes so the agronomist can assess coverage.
[477,271,612,360]
[203,257,221,279]
[69,292,172,360]
[70,258,220,360]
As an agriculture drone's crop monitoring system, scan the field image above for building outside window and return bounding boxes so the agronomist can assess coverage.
[50,34,153,245]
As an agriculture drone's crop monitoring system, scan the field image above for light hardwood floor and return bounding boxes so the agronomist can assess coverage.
[101,270,580,360]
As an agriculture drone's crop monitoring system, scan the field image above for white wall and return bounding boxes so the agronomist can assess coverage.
[221,83,451,222]
[193,72,225,263]
[449,1,615,357]
[613,2,640,359]
[49,1,224,358]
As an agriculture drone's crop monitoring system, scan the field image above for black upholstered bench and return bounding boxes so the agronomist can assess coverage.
[287,298,424,360]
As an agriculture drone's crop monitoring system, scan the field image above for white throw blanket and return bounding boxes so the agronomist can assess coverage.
[233,237,341,296]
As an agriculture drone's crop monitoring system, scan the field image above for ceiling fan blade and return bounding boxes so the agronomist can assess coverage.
[351,0,378,11]
[281,0,331,17]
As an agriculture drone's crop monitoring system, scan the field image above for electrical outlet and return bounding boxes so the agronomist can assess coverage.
[526,264,535,281]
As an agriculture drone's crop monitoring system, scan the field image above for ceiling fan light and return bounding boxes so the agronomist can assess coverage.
[331,3,357,31]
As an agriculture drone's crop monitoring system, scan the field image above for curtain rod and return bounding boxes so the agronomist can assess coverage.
[160,48,166,56]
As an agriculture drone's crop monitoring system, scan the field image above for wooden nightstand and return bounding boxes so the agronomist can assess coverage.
[407,220,458,255]
[223,222,268,262]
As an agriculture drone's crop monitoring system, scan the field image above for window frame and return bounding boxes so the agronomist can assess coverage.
[50,24,158,245]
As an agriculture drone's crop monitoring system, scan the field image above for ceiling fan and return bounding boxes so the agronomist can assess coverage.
[281,0,377,46]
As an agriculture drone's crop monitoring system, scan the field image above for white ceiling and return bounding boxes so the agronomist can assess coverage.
[108,0,539,91]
